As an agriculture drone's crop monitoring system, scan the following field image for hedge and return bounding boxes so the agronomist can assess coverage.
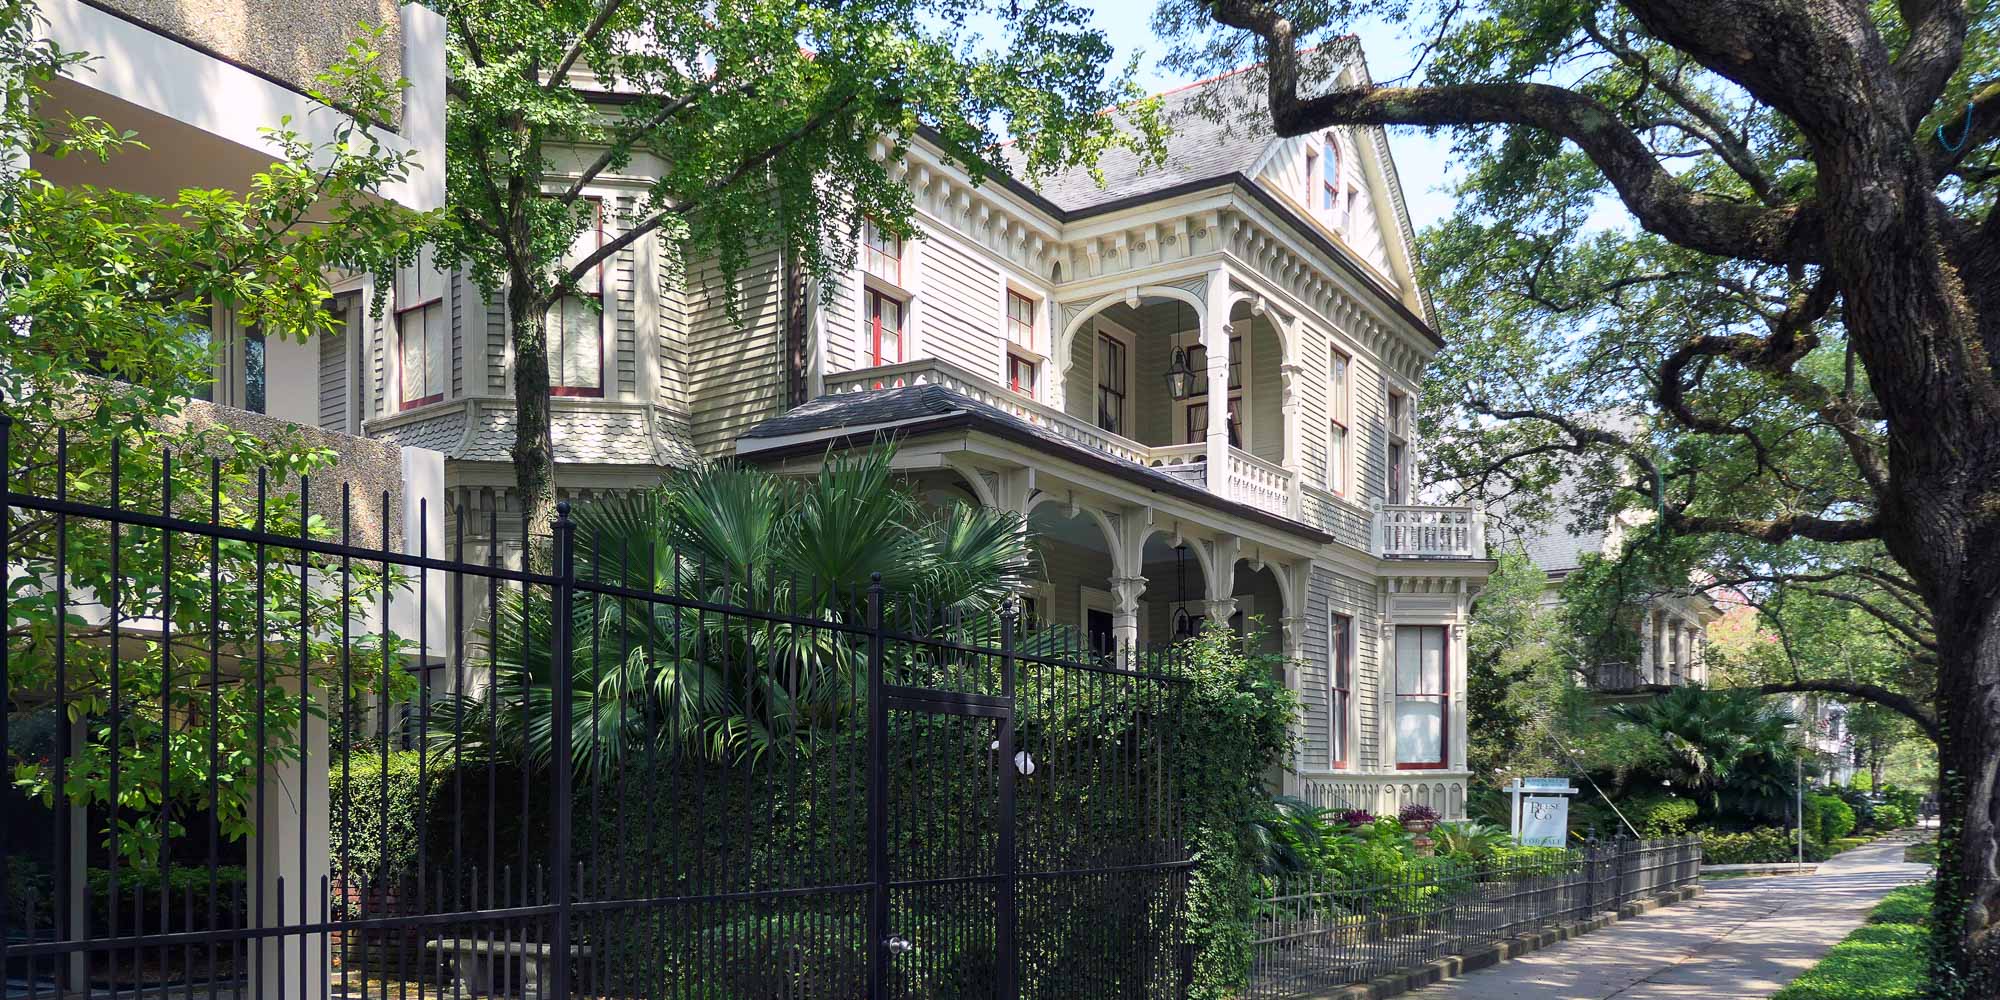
[1624,794,1699,837]
[1700,827,1828,865]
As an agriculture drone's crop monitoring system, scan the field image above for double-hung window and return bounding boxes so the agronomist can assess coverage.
[1387,389,1410,503]
[548,197,605,396]
[1394,624,1449,768]
[861,222,908,367]
[1005,289,1039,396]
[395,244,449,410]
[1321,138,1341,213]
[1328,349,1351,495]
[1330,613,1354,768]
[1095,330,1130,435]
[865,289,905,366]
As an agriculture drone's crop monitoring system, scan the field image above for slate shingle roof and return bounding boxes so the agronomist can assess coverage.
[998,69,1275,213]
[740,384,1333,542]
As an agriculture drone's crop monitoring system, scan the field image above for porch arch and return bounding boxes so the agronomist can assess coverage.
[1052,284,1209,371]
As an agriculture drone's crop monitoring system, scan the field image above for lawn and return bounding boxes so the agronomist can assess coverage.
[1770,882,1931,1000]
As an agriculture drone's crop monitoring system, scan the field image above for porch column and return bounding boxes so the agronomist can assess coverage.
[1203,270,1233,495]
[1109,575,1147,659]
[1204,533,1241,628]
[1638,607,1656,684]
[247,679,330,1000]
[1280,360,1303,516]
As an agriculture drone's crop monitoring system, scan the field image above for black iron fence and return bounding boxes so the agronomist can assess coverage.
[1246,836,1703,998]
[0,421,1194,999]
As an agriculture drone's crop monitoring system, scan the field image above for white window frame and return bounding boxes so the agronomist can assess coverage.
[394,243,449,411]
[1327,345,1352,497]
[1092,318,1136,439]
[1329,610,1355,769]
[1385,381,1414,504]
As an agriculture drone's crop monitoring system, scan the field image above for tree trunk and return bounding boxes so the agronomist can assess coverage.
[1932,596,2000,995]
[508,290,558,559]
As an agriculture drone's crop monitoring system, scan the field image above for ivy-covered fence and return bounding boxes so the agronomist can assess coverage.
[1245,837,1704,998]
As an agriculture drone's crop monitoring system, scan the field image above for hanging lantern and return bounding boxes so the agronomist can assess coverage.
[1163,346,1198,400]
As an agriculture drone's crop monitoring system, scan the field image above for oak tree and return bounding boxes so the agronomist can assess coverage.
[1159,0,1999,988]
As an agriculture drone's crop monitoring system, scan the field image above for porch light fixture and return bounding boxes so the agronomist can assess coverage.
[1164,346,1199,400]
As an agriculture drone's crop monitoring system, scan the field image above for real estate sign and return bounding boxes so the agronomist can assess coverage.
[1507,778,1579,848]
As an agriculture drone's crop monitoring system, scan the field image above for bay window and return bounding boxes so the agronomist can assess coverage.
[547,198,605,396]
[395,244,448,410]
[1394,624,1448,769]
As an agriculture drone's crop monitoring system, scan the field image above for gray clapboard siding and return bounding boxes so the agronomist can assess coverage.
[658,246,691,410]
[1249,320,1282,465]
[318,310,350,433]
[1301,566,1380,770]
[913,233,1000,380]
[686,246,786,458]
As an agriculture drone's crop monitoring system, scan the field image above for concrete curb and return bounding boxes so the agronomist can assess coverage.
[1700,862,1818,876]
[1308,886,1705,1000]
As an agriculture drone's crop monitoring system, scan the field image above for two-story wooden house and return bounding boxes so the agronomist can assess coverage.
[325,55,1493,819]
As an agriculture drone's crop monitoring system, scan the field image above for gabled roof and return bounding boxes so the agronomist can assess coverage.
[737,384,1335,543]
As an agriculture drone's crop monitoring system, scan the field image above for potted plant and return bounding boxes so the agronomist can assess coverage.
[1399,803,1440,834]
[1401,804,1441,857]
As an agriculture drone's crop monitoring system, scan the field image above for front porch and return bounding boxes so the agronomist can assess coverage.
[820,356,1485,560]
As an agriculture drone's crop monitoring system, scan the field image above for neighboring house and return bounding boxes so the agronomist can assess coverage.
[30,0,447,419]
[286,52,1491,818]
[20,6,448,995]
[1499,500,1720,692]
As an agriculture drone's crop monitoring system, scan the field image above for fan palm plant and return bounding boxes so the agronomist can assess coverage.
[427,446,1030,776]
[1609,687,1804,819]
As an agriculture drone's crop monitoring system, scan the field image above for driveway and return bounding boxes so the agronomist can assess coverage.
[1405,834,1930,999]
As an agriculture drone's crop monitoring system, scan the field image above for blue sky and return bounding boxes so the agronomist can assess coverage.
[1073,6,1464,231]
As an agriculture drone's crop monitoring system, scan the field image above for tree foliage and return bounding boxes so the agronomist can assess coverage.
[2,5,423,865]
[425,0,1169,537]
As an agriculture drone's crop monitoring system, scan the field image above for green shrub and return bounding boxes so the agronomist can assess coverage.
[1872,804,1910,829]
[1624,794,1700,837]
[1834,786,1878,830]
[1770,883,1929,1000]
[1811,794,1856,841]
[1700,827,1827,864]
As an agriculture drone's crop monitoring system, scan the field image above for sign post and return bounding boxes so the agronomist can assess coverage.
[1506,778,1579,847]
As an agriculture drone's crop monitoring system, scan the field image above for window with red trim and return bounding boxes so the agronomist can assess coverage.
[1394,624,1449,769]
[863,222,901,284]
[394,244,448,410]
[1331,613,1354,768]
[547,198,605,396]
[1007,354,1038,395]
[1006,290,1038,396]
[865,288,904,365]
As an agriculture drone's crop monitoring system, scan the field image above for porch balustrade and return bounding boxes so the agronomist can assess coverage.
[1371,502,1486,559]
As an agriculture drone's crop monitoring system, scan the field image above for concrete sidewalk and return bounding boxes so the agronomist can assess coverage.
[1404,835,1930,999]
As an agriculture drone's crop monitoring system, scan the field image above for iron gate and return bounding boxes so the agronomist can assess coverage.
[0,419,1195,999]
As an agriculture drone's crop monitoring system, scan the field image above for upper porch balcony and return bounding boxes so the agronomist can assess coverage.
[824,357,1485,560]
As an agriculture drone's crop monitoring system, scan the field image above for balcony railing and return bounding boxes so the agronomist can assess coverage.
[829,359,1307,517]
[825,358,1153,467]
[1372,502,1486,559]
[1226,449,1294,518]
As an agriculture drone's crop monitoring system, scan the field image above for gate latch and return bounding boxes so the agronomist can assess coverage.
[887,935,915,956]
